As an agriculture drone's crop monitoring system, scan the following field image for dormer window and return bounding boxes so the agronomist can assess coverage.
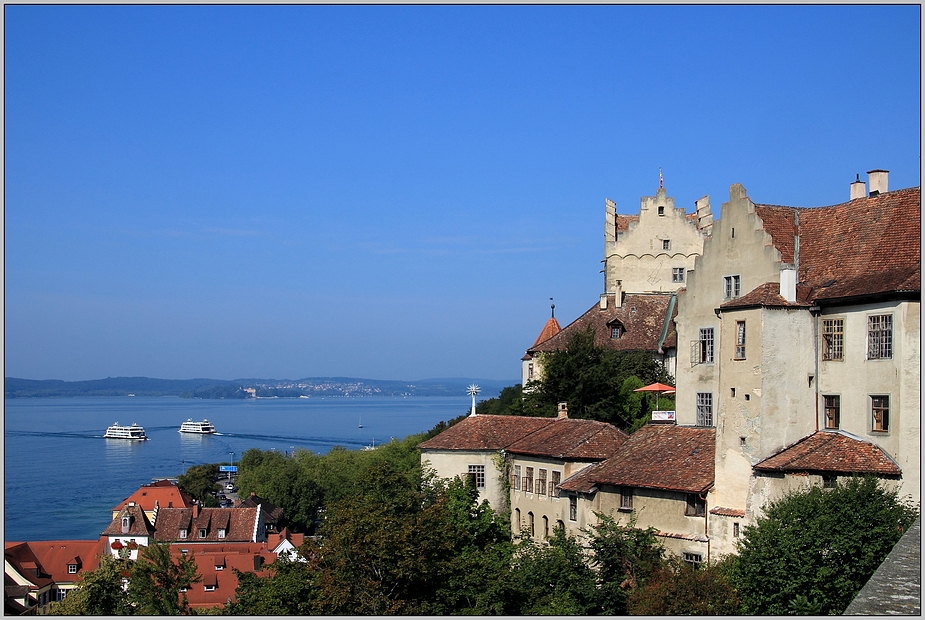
[179,529,187,539]
[67,564,78,574]
[218,528,226,539]
[199,528,207,538]
[121,516,131,533]
[610,326,622,339]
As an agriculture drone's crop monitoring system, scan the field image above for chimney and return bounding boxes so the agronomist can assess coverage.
[599,293,608,310]
[850,174,866,200]
[557,402,568,419]
[867,169,888,196]
[613,281,623,308]
[193,504,200,519]
[780,268,797,303]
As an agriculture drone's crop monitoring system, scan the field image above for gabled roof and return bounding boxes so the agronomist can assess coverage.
[528,293,677,355]
[560,424,714,494]
[755,186,920,303]
[239,493,284,525]
[101,504,155,537]
[754,430,901,475]
[166,543,276,609]
[505,418,628,460]
[418,414,552,451]
[152,507,261,543]
[113,479,194,514]
[4,542,54,589]
[25,540,108,583]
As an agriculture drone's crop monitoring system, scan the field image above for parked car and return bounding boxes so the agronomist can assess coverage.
[225,483,235,491]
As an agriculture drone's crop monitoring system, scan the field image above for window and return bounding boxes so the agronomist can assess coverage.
[823,395,840,429]
[513,465,521,491]
[524,467,534,493]
[686,494,706,517]
[867,315,893,359]
[179,528,187,539]
[528,512,535,538]
[735,321,746,359]
[692,328,714,365]
[822,318,844,361]
[204,585,216,592]
[822,474,837,488]
[724,275,741,299]
[537,469,547,495]
[543,516,549,539]
[672,267,685,283]
[179,587,188,593]
[871,395,890,432]
[557,519,565,532]
[662,239,671,250]
[468,465,486,489]
[683,552,703,568]
[527,363,534,379]
[551,470,561,496]
[514,508,521,532]
[610,326,622,339]
[696,392,713,426]
[619,487,633,511]
[218,528,226,539]
[569,496,577,521]
[67,564,77,574]
[658,205,665,216]
[733,522,740,538]
[199,529,207,538]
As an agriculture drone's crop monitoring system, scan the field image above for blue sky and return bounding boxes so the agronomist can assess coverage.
[5,5,920,382]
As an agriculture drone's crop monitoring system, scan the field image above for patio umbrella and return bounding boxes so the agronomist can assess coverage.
[633,382,676,409]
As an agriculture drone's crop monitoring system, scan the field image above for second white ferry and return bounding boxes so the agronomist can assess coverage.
[178,418,217,434]
[104,422,148,441]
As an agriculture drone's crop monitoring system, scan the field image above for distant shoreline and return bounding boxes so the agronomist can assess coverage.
[4,376,517,399]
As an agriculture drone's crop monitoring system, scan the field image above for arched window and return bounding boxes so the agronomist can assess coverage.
[514,508,521,533]
[528,512,535,538]
[542,515,549,539]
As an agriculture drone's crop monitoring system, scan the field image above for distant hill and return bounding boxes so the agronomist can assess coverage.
[4,376,518,399]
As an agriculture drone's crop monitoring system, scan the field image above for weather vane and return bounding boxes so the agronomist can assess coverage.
[467,384,480,416]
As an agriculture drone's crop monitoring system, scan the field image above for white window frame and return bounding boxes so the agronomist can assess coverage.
[822,317,844,361]
[67,564,77,574]
[734,320,746,359]
[867,314,893,360]
[696,392,713,426]
[871,395,890,432]
[672,267,685,283]
[692,327,714,365]
[467,464,486,489]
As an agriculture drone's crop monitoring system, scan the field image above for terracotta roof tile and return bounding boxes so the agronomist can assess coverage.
[167,544,275,610]
[755,186,921,303]
[709,507,745,517]
[113,479,194,513]
[506,418,628,460]
[153,507,260,543]
[754,430,901,475]
[529,293,675,354]
[532,317,562,347]
[418,414,553,451]
[26,540,108,583]
[615,214,639,233]
[4,543,55,589]
[720,282,812,310]
[101,504,155,537]
[560,424,714,493]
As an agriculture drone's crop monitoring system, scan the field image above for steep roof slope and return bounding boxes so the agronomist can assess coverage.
[505,418,628,460]
[755,186,920,302]
[418,415,552,451]
[113,479,195,514]
[560,424,714,494]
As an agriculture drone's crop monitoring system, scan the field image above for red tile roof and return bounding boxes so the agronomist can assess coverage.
[529,293,676,354]
[418,414,553,451]
[25,540,108,583]
[755,186,920,303]
[101,504,155,537]
[560,424,714,494]
[720,282,812,310]
[167,543,276,610]
[709,507,745,517]
[505,418,628,460]
[152,507,262,543]
[754,430,901,475]
[532,316,562,347]
[615,214,639,233]
[113,479,194,514]
[4,543,54,589]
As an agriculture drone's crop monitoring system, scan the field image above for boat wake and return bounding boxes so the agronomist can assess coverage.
[218,431,367,448]
[7,430,105,440]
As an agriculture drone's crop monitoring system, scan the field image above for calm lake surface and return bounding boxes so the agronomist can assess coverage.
[4,395,472,542]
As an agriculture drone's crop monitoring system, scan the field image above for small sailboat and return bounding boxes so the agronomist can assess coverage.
[358,416,363,429]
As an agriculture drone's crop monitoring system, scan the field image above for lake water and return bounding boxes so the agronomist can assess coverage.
[4,395,472,542]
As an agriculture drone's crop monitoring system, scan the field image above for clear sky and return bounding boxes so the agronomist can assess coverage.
[5,5,920,382]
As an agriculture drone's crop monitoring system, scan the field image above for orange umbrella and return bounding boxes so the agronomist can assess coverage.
[633,382,676,408]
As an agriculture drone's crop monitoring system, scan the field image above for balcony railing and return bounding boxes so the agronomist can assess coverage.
[536,479,547,495]
[523,477,533,492]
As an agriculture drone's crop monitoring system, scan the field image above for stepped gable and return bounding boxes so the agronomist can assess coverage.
[112,478,194,515]
[754,430,902,475]
[755,186,921,303]
[152,507,261,543]
[529,293,675,355]
[26,540,107,581]
[505,418,628,460]
[101,503,155,537]
[560,424,714,494]
[418,414,552,451]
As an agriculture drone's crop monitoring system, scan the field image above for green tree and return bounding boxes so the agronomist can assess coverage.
[128,540,201,615]
[177,463,221,505]
[226,554,317,615]
[508,527,599,615]
[730,476,918,615]
[475,384,524,416]
[523,327,671,430]
[627,556,740,615]
[48,554,134,615]
[585,513,666,614]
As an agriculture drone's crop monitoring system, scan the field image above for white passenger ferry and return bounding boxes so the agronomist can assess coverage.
[103,422,148,441]
[178,418,217,434]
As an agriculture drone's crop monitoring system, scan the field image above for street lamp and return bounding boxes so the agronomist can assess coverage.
[229,452,234,480]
